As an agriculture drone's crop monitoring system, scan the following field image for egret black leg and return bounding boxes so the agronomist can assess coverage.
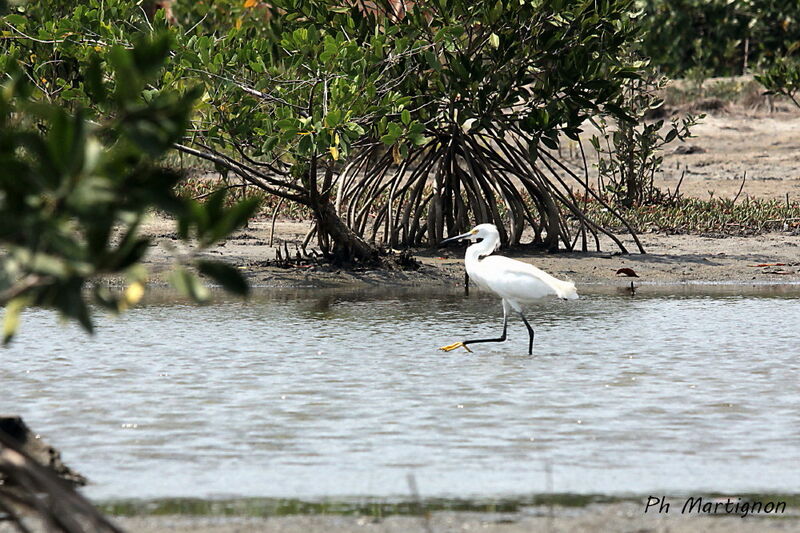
[462,312,508,349]
[519,312,535,355]
[440,300,510,353]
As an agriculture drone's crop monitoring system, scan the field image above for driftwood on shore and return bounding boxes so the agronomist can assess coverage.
[0,415,122,533]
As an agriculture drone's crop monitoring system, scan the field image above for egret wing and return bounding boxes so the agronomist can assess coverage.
[475,256,577,301]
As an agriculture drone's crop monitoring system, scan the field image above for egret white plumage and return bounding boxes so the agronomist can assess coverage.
[439,224,578,355]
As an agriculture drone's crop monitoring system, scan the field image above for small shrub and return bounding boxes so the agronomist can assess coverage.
[590,73,703,208]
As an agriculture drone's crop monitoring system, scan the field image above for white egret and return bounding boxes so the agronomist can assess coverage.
[439,224,578,355]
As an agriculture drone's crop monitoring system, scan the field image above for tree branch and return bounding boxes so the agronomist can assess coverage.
[173,143,309,204]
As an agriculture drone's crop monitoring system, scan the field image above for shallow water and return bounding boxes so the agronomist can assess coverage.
[2,286,800,501]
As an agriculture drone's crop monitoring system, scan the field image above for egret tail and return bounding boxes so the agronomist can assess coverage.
[555,280,579,300]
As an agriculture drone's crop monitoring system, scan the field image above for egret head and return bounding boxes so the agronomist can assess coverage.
[439,224,501,249]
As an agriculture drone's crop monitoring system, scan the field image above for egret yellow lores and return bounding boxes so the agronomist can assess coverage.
[439,224,578,355]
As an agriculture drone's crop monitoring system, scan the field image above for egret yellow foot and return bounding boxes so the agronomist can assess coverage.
[439,341,473,353]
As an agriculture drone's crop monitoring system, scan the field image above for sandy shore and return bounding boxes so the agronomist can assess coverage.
[104,501,799,533]
[5,499,794,533]
[4,500,799,533]
[654,108,800,200]
[136,214,799,289]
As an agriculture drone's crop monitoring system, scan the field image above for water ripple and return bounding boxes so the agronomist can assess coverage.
[1,288,799,499]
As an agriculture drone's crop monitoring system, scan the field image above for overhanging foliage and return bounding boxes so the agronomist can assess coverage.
[0,33,258,342]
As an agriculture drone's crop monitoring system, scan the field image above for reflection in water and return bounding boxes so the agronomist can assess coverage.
[2,286,800,500]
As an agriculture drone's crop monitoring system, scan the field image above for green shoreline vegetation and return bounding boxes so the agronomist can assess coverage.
[97,493,798,519]
[586,196,800,236]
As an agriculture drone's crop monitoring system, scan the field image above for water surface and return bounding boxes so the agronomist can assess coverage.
[2,286,799,500]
